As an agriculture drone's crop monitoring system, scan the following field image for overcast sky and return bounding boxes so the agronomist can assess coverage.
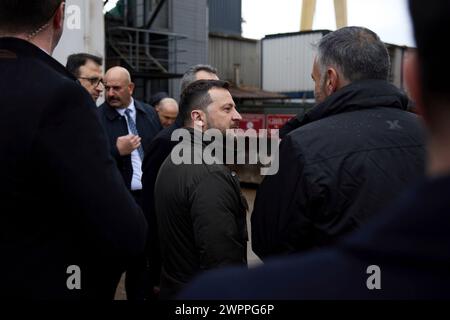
[242,0,415,46]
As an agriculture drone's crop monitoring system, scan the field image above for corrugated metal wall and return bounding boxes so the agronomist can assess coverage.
[209,34,260,88]
[262,32,408,97]
[169,0,209,99]
[262,32,325,95]
[208,0,242,36]
[133,0,169,29]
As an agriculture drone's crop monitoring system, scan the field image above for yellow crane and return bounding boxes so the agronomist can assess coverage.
[301,0,348,31]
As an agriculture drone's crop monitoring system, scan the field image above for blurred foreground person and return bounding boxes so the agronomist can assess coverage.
[0,0,147,299]
[181,1,450,299]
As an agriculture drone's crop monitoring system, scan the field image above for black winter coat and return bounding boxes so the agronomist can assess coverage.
[154,129,248,299]
[252,80,426,259]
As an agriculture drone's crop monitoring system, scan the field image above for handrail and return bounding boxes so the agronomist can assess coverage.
[108,26,187,40]
[107,25,186,74]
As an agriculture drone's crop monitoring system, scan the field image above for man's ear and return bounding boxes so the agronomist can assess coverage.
[53,2,65,31]
[325,67,339,96]
[191,109,205,129]
[404,51,426,118]
[129,82,135,95]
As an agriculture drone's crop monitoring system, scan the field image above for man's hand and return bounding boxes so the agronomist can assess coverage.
[116,134,142,156]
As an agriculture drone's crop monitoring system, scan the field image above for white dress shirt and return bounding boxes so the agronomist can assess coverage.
[116,99,143,191]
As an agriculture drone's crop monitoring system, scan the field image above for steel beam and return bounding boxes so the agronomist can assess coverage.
[301,0,317,31]
[334,0,348,29]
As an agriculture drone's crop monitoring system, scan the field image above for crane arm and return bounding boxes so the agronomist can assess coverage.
[300,0,347,31]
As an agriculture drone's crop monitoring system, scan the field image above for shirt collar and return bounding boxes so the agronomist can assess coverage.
[116,98,135,116]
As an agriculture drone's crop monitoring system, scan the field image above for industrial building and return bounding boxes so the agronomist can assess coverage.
[55,0,411,115]
[261,30,410,100]
[104,0,209,101]
[102,0,280,105]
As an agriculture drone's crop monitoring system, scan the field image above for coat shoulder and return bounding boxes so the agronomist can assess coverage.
[136,100,157,115]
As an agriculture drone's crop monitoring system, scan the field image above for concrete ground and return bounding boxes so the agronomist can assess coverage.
[114,187,262,300]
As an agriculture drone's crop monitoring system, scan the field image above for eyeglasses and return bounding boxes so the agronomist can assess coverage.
[78,77,104,87]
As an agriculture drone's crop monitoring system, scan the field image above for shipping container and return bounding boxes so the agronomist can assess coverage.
[262,30,330,99]
[262,30,412,99]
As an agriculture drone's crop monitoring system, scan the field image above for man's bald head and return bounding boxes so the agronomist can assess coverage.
[156,98,179,128]
[104,67,135,109]
[105,67,132,84]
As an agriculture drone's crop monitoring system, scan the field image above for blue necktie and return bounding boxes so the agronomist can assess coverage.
[125,109,144,160]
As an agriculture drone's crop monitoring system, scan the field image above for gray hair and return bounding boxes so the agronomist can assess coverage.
[316,27,390,83]
[180,64,218,92]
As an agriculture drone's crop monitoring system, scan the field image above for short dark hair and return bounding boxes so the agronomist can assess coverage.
[0,0,63,34]
[179,80,229,125]
[317,26,390,82]
[409,0,449,104]
[180,64,218,92]
[66,53,103,78]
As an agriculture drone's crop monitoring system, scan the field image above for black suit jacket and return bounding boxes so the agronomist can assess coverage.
[0,38,147,300]
[141,121,182,284]
[97,101,162,190]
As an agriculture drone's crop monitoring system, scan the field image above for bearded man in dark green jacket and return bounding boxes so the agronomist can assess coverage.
[154,80,248,299]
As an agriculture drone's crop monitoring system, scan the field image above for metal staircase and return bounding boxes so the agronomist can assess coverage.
[107,25,187,78]
[105,0,187,79]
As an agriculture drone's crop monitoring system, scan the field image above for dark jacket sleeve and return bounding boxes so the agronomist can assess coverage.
[189,172,247,270]
[110,142,121,161]
[96,108,122,163]
[142,134,174,243]
[141,128,178,284]
[35,81,147,259]
[251,134,315,259]
[142,135,174,225]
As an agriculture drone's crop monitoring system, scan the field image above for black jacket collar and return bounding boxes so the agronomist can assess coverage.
[0,37,77,81]
[299,79,410,127]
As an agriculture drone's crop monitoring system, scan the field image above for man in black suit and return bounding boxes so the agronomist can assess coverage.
[0,0,147,300]
[181,0,450,300]
[98,66,162,300]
